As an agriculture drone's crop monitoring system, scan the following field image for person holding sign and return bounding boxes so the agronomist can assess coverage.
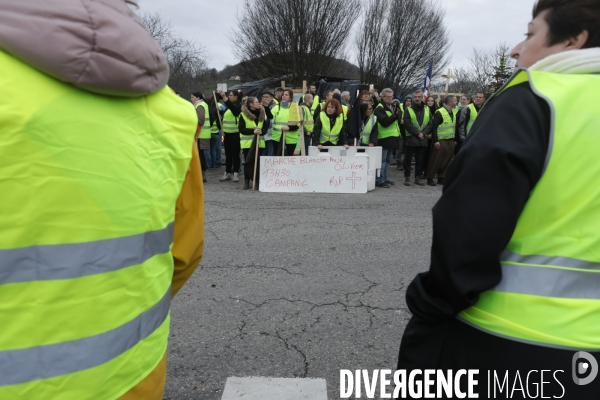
[313,99,349,150]
[239,97,267,189]
[271,89,300,156]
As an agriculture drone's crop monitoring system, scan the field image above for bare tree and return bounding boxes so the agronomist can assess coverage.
[356,0,451,97]
[452,42,516,96]
[233,0,361,85]
[140,12,209,95]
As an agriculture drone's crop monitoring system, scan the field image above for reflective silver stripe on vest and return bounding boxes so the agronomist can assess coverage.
[494,263,600,299]
[0,285,171,386]
[501,250,600,270]
[0,223,173,284]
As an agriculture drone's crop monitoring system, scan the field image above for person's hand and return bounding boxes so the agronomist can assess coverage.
[434,142,441,149]
[219,90,227,100]
[369,143,375,147]
[254,129,261,135]
[281,125,289,132]
[427,134,432,139]
[454,141,457,145]
[343,145,349,150]
[418,133,424,139]
[400,119,404,125]
[317,145,323,150]
[306,132,312,136]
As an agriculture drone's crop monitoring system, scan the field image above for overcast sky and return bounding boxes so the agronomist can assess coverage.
[136,0,532,73]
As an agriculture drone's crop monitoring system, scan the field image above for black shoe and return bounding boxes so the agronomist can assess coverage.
[427,179,437,186]
[376,182,391,188]
[385,180,395,186]
[437,178,445,185]
[243,179,250,190]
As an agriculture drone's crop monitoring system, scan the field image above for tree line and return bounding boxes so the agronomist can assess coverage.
[140,0,515,98]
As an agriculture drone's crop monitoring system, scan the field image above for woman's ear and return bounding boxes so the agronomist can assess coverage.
[566,30,590,50]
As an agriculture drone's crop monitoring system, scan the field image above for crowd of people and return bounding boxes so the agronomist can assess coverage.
[191,84,486,190]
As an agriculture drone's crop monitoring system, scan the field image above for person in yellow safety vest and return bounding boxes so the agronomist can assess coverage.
[313,99,349,150]
[300,84,320,114]
[358,102,378,147]
[300,94,315,155]
[191,91,210,183]
[238,96,267,189]
[206,94,223,168]
[425,95,457,186]
[397,0,600,397]
[0,1,204,399]
[273,87,284,105]
[456,92,486,155]
[373,88,401,188]
[312,90,333,119]
[403,91,431,186]
[218,89,244,182]
[271,89,301,156]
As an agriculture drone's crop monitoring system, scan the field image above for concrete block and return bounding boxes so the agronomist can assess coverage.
[221,377,328,400]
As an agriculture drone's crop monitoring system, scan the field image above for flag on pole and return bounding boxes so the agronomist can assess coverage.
[423,59,433,100]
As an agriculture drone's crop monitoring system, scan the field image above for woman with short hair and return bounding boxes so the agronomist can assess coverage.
[398,1,600,396]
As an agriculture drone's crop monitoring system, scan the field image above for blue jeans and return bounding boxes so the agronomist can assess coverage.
[210,131,222,167]
[264,140,274,157]
[377,148,392,184]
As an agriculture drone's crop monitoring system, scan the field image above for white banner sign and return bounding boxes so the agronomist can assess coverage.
[259,156,368,193]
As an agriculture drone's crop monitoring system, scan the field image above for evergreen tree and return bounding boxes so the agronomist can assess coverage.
[487,52,513,95]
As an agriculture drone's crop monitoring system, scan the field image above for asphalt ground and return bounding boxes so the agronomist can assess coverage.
[163,160,443,400]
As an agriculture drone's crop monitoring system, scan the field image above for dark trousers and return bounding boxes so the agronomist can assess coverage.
[455,138,464,155]
[426,139,455,180]
[404,146,425,178]
[223,133,241,174]
[196,140,209,172]
[397,318,600,399]
[274,140,296,156]
[421,139,432,177]
[304,135,312,155]
[242,148,263,181]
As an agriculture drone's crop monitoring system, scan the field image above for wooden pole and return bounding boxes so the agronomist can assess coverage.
[281,81,286,89]
[298,105,306,156]
[212,91,224,129]
[302,80,307,95]
[281,128,286,156]
[252,132,260,190]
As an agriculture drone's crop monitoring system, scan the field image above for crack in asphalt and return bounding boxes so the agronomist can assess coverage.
[204,263,306,276]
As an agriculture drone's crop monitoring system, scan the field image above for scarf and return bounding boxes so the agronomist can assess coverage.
[529,48,600,74]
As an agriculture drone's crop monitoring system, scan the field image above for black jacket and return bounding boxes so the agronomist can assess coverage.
[403,103,432,147]
[312,112,347,145]
[399,82,550,370]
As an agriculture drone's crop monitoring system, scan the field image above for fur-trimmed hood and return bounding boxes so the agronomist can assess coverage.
[242,104,265,122]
